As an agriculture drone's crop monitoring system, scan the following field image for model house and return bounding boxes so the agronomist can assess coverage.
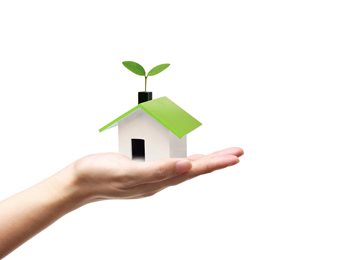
[99,94,201,161]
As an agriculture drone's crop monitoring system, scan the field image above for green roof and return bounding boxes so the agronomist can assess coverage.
[99,96,201,138]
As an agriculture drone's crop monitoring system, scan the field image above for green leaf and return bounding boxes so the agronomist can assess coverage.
[147,63,170,77]
[122,61,146,76]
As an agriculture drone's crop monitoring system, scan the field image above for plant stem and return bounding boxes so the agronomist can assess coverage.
[144,76,148,92]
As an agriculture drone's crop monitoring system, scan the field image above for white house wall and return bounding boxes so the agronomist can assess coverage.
[118,109,170,161]
[169,133,187,158]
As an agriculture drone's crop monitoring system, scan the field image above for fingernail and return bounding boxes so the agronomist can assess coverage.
[230,157,240,165]
[175,160,192,174]
[228,156,240,165]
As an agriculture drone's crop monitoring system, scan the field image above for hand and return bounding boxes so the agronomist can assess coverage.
[71,147,244,203]
[0,147,243,258]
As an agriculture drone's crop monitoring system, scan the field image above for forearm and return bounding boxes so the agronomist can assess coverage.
[0,164,84,258]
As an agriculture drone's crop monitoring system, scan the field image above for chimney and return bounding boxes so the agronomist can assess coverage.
[138,91,152,104]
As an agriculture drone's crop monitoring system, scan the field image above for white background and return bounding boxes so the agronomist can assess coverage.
[0,0,338,259]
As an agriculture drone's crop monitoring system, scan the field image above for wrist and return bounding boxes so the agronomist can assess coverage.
[51,163,91,212]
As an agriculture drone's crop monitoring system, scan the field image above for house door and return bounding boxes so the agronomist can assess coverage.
[131,139,145,160]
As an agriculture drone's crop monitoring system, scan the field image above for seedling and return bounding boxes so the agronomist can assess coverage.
[122,61,170,92]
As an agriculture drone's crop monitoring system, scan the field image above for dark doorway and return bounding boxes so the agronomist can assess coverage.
[131,139,145,160]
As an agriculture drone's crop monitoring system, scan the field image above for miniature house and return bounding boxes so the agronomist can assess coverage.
[99,94,201,161]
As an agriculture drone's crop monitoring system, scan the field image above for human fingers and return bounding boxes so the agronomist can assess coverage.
[188,154,239,177]
[127,158,192,186]
[210,147,244,158]
[129,154,240,194]
[188,147,244,162]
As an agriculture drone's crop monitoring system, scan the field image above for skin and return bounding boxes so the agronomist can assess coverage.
[0,147,243,258]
